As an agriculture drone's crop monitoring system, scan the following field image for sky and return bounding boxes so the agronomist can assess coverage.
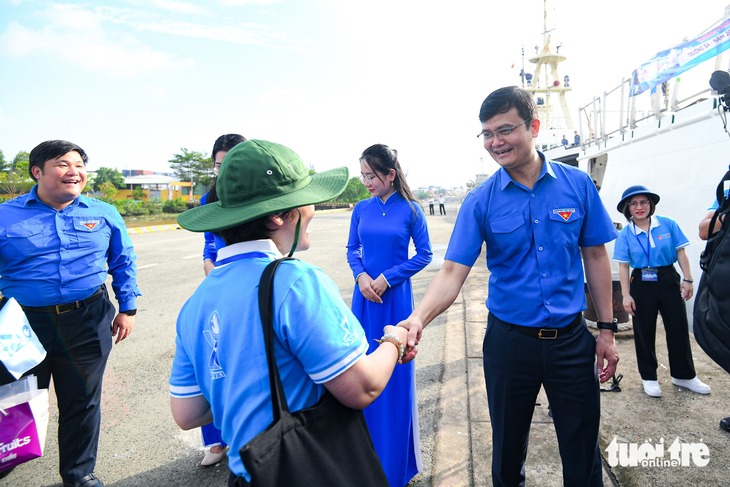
[1,0,730,189]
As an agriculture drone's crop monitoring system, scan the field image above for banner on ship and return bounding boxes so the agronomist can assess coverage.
[630,17,730,97]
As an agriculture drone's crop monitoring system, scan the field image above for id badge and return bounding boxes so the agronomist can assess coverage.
[641,267,658,281]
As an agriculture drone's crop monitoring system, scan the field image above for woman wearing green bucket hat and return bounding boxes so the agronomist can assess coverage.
[169,140,406,485]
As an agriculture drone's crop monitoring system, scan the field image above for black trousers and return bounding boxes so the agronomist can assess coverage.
[429,203,434,215]
[0,287,115,483]
[483,313,602,487]
[630,266,695,381]
[439,204,445,215]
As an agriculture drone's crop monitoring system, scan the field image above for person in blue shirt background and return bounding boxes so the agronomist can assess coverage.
[613,185,710,399]
[698,187,729,240]
[698,187,730,433]
[201,134,247,278]
[197,133,247,467]
[0,140,140,487]
[398,87,619,486]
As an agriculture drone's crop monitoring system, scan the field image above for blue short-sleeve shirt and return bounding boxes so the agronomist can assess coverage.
[0,186,140,309]
[612,215,688,268]
[445,153,618,328]
[169,240,368,479]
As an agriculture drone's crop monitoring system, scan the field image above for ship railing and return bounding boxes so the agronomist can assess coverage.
[576,77,717,150]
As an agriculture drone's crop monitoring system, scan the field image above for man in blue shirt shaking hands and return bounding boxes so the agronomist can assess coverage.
[398,87,619,486]
[0,140,140,487]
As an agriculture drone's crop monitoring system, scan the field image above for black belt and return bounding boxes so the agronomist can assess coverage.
[510,312,583,339]
[20,286,104,315]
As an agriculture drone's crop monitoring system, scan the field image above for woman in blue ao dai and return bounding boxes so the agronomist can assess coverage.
[347,144,432,486]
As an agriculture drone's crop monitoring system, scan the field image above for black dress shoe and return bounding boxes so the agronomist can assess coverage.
[63,473,104,487]
[721,416,730,433]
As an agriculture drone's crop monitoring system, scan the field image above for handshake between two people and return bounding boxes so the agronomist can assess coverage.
[391,317,423,364]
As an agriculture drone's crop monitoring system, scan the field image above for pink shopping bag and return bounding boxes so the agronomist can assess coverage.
[0,389,49,471]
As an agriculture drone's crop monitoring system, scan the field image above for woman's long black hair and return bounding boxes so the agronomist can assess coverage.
[207,134,247,203]
[360,144,421,216]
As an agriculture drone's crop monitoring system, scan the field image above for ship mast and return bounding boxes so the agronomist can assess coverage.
[527,0,574,134]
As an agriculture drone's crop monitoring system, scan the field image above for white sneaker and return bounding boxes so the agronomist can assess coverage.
[643,380,662,397]
[671,376,711,394]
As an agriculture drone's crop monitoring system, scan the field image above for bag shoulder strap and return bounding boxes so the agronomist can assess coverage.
[258,257,296,422]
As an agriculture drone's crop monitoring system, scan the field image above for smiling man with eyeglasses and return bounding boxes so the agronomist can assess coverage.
[398,86,619,486]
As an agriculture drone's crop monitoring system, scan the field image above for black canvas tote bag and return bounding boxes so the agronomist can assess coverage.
[694,169,730,374]
[239,258,389,487]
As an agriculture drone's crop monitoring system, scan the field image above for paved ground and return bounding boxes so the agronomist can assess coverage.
[3,207,729,486]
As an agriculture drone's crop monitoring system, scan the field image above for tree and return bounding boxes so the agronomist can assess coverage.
[92,167,125,192]
[0,161,34,197]
[334,177,371,203]
[0,149,7,172]
[168,148,214,192]
[99,181,118,200]
[11,151,29,171]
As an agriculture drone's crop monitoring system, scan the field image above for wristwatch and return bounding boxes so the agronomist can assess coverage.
[121,309,137,316]
[597,318,618,332]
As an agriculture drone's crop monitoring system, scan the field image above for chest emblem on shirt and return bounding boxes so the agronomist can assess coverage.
[657,233,671,240]
[338,317,359,346]
[203,311,226,380]
[80,220,100,230]
[552,208,576,222]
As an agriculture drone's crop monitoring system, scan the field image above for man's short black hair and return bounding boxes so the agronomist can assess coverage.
[28,140,88,181]
[479,86,538,125]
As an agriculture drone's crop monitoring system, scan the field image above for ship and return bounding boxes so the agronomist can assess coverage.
[536,3,730,326]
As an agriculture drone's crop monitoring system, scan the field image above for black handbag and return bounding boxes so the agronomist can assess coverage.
[239,258,389,487]
[694,169,730,374]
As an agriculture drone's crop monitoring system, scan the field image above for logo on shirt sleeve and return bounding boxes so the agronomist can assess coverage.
[203,311,226,380]
[552,208,576,222]
[338,316,359,346]
[80,220,100,230]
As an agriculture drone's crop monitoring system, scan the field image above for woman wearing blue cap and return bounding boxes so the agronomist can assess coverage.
[613,185,710,398]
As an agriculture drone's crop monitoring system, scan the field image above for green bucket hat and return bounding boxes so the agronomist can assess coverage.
[177,139,349,233]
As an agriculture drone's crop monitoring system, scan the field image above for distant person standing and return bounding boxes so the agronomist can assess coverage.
[0,140,140,487]
[428,195,435,215]
[438,193,446,215]
[561,135,568,146]
[347,144,432,486]
[574,131,581,146]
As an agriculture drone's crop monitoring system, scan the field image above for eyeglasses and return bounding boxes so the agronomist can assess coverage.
[477,119,530,140]
[358,174,378,185]
[628,200,651,208]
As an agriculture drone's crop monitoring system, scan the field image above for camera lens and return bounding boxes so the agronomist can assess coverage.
[710,70,730,94]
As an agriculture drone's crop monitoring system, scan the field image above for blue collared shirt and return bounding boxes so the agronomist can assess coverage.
[445,152,618,328]
[612,215,688,268]
[0,186,140,309]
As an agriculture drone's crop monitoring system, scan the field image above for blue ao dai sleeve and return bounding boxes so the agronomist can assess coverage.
[381,203,433,287]
[346,203,366,280]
